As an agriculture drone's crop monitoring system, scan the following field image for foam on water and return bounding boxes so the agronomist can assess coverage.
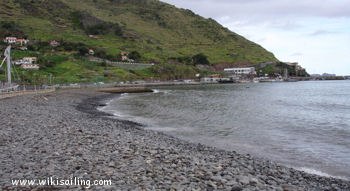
[152,89,160,93]
[297,167,332,177]
[296,167,348,180]
[100,81,350,179]
[152,89,172,94]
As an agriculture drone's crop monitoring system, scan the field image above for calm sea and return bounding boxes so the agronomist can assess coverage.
[101,81,350,179]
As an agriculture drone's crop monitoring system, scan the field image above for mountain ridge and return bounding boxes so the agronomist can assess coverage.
[0,0,279,83]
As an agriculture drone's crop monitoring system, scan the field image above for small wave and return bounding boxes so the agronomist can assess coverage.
[152,89,160,93]
[152,89,172,94]
[297,167,332,177]
[121,93,129,97]
[296,167,348,180]
[146,126,178,132]
[112,111,126,118]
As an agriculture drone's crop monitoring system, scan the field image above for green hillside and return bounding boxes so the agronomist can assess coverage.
[0,0,278,84]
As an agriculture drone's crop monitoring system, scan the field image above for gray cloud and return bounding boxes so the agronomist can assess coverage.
[161,0,350,32]
[308,30,337,36]
[161,0,350,75]
[161,0,350,20]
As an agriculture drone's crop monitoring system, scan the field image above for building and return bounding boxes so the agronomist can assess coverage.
[20,64,40,70]
[16,38,29,46]
[50,40,60,47]
[14,59,27,65]
[3,37,17,44]
[14,57,37,65]
[120,52,129,61]
[224,67,256,76]
[18,57,39,70]
[23,57,37,63]
[3,37,29,45]
[201,77,221,83]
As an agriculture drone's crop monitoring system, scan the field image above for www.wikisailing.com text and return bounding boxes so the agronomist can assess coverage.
[11,177,112,189]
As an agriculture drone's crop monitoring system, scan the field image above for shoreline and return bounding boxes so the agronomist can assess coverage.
[1,89,349,190]
[97,91,349,181]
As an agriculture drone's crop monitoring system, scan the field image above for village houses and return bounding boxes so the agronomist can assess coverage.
[88,49,95,55]
[14,57,39,70]
[119,51,135,62]
[224,67,256,76]
[120,52,129,61]
[3,37,17,44]
[3,37,29,45]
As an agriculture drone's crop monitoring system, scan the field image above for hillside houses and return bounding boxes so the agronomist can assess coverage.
[119,52,135,62]
[3,37,29,45]
[3,37,17,44]
[224,67,256,76]
[21,64,40,70]
[88,49,95,55]
[50,40,60,47]
[14,57,39,70]
[120,52,129,61]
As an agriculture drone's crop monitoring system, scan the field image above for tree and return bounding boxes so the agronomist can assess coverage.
[129,51,141,61]
[95,49,107,58]
[78,46,89,56]
[86,23,111,35]
[114,24,123,36]
[192,53,209,65]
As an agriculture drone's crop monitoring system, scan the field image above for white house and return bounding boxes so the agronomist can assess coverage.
[201,77,221,83]
[3,37,17,44]
[23,57,37,63]
[3,37,29,45]
[14,57,37,66]
[21,64,40,70]
[88,49,95,55]
[16,38,29,46]
[14,60,27,65]
[50,40,60,47]
[224,67,256,75]
[120,52,129,61]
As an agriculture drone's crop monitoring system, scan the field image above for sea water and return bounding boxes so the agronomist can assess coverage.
[101,80,350,179]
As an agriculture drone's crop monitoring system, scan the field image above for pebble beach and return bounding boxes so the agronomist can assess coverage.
[1,89,349,190]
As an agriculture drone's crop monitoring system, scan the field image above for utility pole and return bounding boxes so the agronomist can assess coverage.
[4,46,12,85]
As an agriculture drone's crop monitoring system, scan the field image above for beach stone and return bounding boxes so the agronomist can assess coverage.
[0,89,350,190]
[236,176,250,185]
[230,186,243,191]
[249,177,259,186]
[282,184,298,191]
[206,181,217,190]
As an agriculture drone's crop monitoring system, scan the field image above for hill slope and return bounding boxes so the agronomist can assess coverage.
[0,0,278,83]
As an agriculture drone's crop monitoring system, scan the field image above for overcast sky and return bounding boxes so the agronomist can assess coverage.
[161,0,350,75]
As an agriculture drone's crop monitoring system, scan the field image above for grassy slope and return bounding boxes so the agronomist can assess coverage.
[0,0,278,83]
